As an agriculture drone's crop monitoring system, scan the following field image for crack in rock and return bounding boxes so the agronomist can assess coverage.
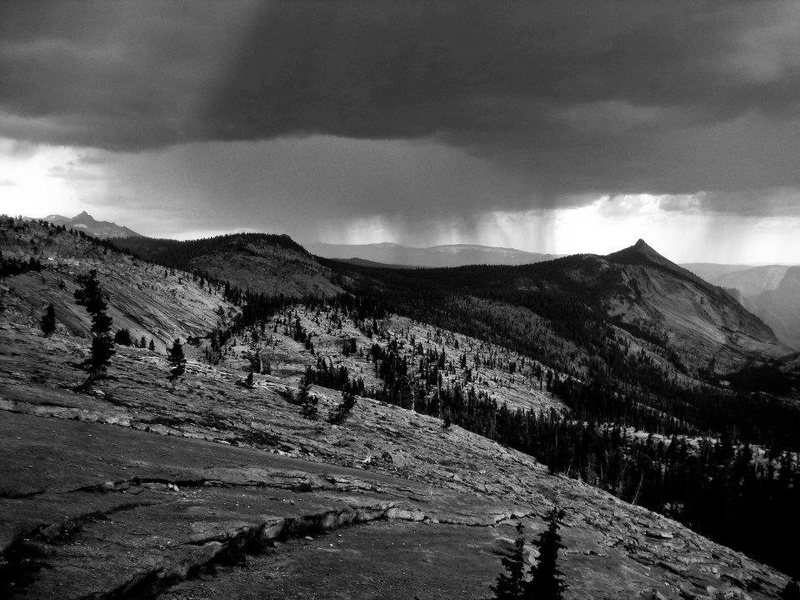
[70,473,389,496]
[39,502,545,600]
[74,503,398,600]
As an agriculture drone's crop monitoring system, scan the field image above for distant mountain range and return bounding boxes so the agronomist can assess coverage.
[42,211,141,239]
[113,230,792,375]
[306,241,558,268]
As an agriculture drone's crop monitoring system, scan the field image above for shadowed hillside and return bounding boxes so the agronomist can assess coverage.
[114,233,343,298]
[325,239,788,377]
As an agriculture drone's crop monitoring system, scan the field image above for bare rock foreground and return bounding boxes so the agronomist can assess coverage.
[0,326,789,599]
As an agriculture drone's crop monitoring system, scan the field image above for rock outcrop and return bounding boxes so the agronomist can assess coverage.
[0,325,789,599]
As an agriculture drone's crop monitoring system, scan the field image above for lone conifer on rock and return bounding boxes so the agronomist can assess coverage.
[167,339,186,390]
[74,270,115,390]
[526,508,567,600]
[40,304,56,336]
[297,378,318,419]
[328,390,357,425]
[492,522,527,599]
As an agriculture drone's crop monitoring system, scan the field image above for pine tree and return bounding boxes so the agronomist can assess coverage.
[74,270,115,388]
[526,508,567,600]
[40,304,56,336]
[328,390,357,425]
[492,522,527,599]
[167,339,186,390]
[295,378,310,405]
[442,412,452,429]
[297,379,318,419]
[149,339,155,351]
[114,328,132,346]
[300,394,319,419]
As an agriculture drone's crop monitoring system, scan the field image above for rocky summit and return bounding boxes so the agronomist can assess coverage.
[42,212,141,239]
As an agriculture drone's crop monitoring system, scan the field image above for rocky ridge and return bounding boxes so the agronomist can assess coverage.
[593,240,786,371]
[115,233,344,298]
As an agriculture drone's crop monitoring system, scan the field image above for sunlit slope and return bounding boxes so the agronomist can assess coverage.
[1,218,234,352]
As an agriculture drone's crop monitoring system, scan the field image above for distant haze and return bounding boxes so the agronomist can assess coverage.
[684,263,800,349]
[307,242,557,268]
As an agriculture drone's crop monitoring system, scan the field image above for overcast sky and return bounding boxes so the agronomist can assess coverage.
[2,1,800,263]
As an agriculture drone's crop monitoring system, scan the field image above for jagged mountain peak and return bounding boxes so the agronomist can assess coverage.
[606,238,693,278]
[538,238,788,368]
[38,211,140,239]
[605,240,752,305]
[610,238,665,261]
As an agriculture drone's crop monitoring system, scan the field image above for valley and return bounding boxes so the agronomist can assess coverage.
[685,264,800,351]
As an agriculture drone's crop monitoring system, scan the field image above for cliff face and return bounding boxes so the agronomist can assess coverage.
[684,263,800,351]
[604,241,786,371]
[750,266,800,349]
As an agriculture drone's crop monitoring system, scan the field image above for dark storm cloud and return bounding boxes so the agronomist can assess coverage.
[2,0,800,208]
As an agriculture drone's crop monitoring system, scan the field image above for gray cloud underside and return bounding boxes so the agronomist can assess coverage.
[2,0,800,208]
